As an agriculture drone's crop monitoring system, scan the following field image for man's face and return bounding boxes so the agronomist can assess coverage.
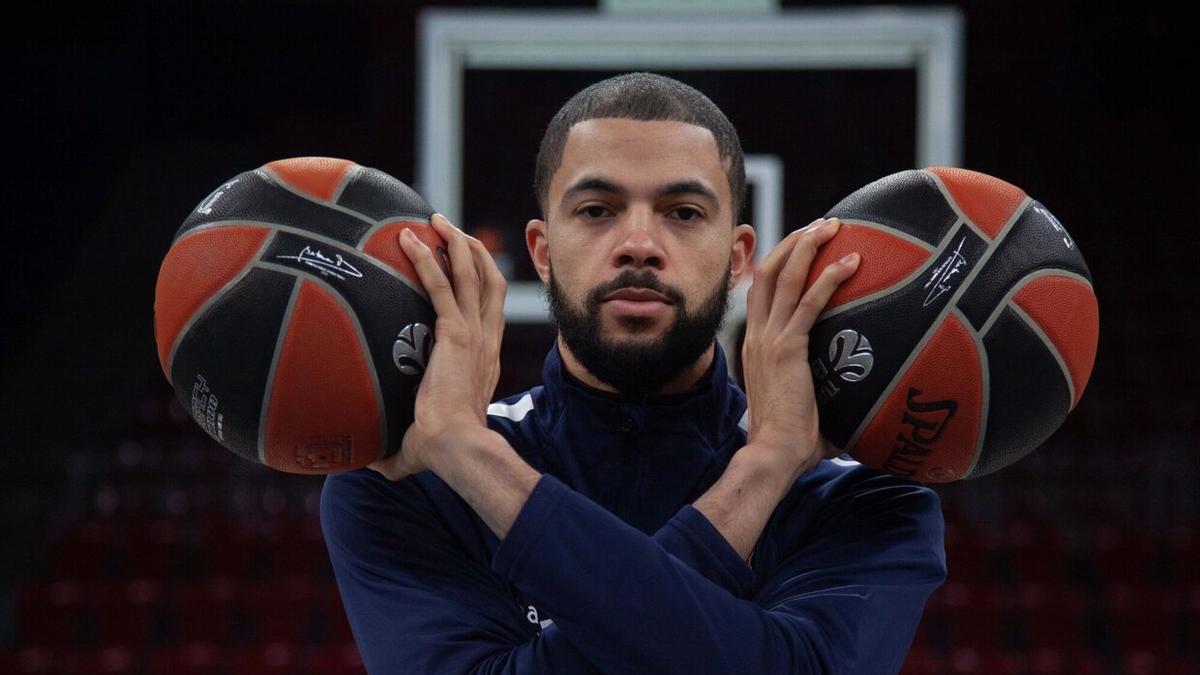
[526,118,754,395]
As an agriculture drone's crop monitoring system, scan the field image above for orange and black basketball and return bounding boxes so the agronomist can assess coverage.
[153,157,445,474]
[807,167,1099,482]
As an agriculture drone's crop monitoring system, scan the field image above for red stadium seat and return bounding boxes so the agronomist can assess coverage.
[1015,583,1088,650]
[943,522,1003,584]
[316,584,355,644]
[51,521,118,581]
[1103,584,1180,654]
[230,642,297,675]
[248,575,317,644]
[171,577,239,644]
[146,643,227,675]
[1092,526,1167,586]
[1028,646,1107,675]
[941,582,1010,650]
[946,646,1024,674]
[92,578,164,645]
[17,581,86,645]
[59,646,138,675]
[196,518,261,578]
[1006,521,1070,585]
[303,642,366,675]
[3,646,57,674]
[899,646,946,675]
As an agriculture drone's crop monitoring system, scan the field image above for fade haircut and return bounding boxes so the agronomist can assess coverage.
[534,72,746,224]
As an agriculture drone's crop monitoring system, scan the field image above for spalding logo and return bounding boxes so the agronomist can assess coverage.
[829,329,874,383]
[393,323,433,376]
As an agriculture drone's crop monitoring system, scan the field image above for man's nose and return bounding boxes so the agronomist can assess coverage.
[612,208,665,269]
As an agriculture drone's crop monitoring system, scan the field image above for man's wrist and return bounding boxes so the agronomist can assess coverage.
[738,441,817,490]
[427,426,542,540]
[694,445,803,563]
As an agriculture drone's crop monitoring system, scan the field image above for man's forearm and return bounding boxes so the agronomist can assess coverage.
[692,445,808,563]
[427,428,542,540]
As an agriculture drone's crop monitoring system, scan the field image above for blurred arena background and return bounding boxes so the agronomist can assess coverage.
[1,1,1197,673]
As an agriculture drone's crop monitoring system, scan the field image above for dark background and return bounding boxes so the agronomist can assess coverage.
[2,1,1197,672]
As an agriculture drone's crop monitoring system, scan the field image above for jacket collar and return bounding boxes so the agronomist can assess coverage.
[539,339,743,440]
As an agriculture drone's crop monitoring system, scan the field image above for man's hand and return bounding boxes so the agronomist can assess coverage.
[739,217,860,481]
[369,213,508,481]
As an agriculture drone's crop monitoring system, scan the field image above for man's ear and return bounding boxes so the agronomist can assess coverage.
[526,218,551,284]
[729,223,756,289]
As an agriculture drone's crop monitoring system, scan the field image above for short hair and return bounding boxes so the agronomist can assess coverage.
[534,72,746,224]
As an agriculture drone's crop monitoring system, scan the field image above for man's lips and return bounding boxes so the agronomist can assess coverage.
[603,288,674,304]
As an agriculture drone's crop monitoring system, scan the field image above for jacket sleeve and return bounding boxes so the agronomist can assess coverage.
[490,472,947,675]
[321,470,755,674]
[321,471,604,674]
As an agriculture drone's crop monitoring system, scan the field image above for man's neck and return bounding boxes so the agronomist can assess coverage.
[556,335,715,397]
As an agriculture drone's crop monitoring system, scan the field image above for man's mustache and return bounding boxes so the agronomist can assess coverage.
[588,270,685,307]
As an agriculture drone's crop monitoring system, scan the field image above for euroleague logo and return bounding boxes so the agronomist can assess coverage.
[829,329,874,382]
[812,328,873,405]
[392,323,434,376]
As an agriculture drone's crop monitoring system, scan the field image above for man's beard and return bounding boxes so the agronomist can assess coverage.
[546,264,732,397]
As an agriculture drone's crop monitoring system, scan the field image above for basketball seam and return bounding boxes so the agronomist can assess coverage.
[256,167,378,226]
[978,269,1093,338]
[843,200,1028,454]
[953,307,990,481]
[817,223,954,323]
[258,278,302,466]
[164,231,277,382]
[924,169,1026,242]
[330,164,361,204]
[255,260,389,465]
[837,219,937,252]
[356,217,433,251]
[1006,302,1077,409]
[256,166,434,230]
[175,220,430,302]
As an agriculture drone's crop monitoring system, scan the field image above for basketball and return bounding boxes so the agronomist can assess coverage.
[805,167,1099,482]
[153,157,445,474]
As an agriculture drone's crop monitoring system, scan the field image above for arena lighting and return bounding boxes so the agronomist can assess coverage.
[417,8,963,322]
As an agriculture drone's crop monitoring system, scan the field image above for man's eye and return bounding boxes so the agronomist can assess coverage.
[671,207,702,221]
[581,205,610,219]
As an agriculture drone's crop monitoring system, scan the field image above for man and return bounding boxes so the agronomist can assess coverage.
[321,73,946,674]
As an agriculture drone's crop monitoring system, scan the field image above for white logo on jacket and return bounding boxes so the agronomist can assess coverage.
[526,604,554,630]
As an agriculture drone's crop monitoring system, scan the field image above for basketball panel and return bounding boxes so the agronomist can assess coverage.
[338,167,435,223]
[155,226,271,379]
[969,307,1072,479]
[806,223,932,314]
[825,169,960,247]
[169,268,298,462]
[1011,275,1099,409]
[955,200,1091,332]
[851,312,984,483]
[261,230,435,458]
[176,169,373,246]
[812,225,990,449]
[263,280,381,473]
[262,157,357,202]
[926,167,1027,240]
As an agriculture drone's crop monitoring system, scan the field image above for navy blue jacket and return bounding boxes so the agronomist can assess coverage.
[321,343,947,674]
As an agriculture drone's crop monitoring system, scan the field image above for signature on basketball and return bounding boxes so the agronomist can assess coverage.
[277,245,364,281]
[923,236,969,307]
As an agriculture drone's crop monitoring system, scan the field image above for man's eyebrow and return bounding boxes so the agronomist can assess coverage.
[562,176,627,200]
[658,179,719,205]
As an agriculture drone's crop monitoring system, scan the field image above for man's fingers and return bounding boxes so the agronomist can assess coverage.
[766,218,842,334]
[745,218,826,332]
[467,237,507,337]
[785,251,860,336]
[430,214,481,316]
[399,226,461,321]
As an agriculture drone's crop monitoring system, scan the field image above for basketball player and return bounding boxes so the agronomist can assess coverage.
[321,73,946,674]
